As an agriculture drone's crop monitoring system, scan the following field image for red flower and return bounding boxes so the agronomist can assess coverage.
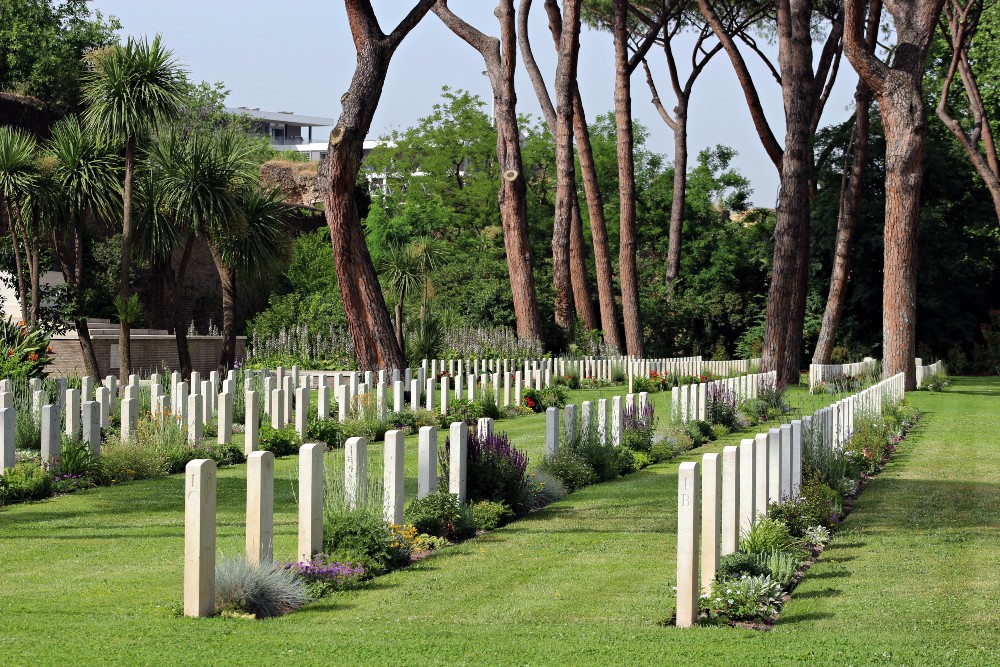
[28,353,39,361]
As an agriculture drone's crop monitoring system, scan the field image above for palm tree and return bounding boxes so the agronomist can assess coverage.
[0,127,40,326]
[144,127,256,374]
[211,186,291,371]
[379,242,421,355]
[44,117,122,377]
[407,235,444,330]
[82,35,185,381]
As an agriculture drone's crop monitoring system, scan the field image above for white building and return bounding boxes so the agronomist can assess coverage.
[226,107,383,163]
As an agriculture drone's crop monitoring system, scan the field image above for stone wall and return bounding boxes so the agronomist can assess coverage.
[48,335,246,378]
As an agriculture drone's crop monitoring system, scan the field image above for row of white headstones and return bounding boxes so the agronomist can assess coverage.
[674,372,907,627]
[181,365,766,617]
[671,371,779,424]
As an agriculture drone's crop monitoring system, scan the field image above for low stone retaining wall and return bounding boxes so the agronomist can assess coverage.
[48,334,246,377]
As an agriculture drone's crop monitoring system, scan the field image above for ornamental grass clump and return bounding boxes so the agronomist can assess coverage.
[214,556,310,618]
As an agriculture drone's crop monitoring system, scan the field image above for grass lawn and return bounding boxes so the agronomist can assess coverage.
[2,378,996,665]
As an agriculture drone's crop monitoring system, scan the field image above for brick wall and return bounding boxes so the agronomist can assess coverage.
[48,335,246,378]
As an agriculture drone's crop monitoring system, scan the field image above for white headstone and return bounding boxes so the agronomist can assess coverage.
[417,426,437,498]
[449,421,468,503]
[383,430,405,526]
[246,450,274,566]
[184,459,216,617]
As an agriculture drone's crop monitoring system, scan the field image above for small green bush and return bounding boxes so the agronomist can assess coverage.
[631,450,654,469]
[322,507,409,577]
[214,556,310,618]
[471,500,513,531]
[537,448,597,491]
[308,416,341,446]
[739,517,799,556]
[767,478,841,535]
[717,552,769,580]
[0,460,52,504]
[258,424,301,457]
[405,491,476,541]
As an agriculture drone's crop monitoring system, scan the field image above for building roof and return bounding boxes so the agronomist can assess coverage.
[225,107,337,127]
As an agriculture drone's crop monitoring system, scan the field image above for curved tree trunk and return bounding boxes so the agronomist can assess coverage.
[665,102,688,288]
[614,0,644,357]
[517,0,620,350]
[4,205,29,325]
[163,233,195,378]
[551,0,583,337]
[51,219,101,378]
[321,1,432,372]
[843,0,943,390]
[28,209,40,326]
[208,241,237,372]
[813,85,874,365]
[118,136,136,382]
[432,0,544,343]
[569,197,598,330]
[395,298,405,355]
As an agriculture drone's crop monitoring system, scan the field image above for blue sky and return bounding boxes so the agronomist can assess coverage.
[89,0,862,207]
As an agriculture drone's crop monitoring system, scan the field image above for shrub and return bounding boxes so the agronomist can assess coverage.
[707,384,740,430]
[621,403,656,453]
[652,428,694,462]
[843,415,894,475]
[458,430,529,515]
[388,408,439,432]
[0,460,52,504]
[739,517,799,556]
[405,491,476,541]
[286,555,365,598]
[308,416,341,446]
[0,318,52,380]
[803,525,832,548]
[919,370,950,392]
[537,448,597,491]
[100,433,170,482]
[214,556,310,618]
[524,469,567,509]
[57,436,100,479]
[566,423,618,482]
[322,507,409,577]
[702,574,784,621]
[717,552,769,580]
[766,481,841,537]
[471,500,513,531]
[609,446,638,476]
[754,549,799,589]
[632,450,654,469]
[258,423,301,457]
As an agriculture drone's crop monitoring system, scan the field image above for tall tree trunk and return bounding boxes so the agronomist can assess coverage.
[433,0,545,342]
[551,0,583,337]
[118,136,136,382]
[208,241,237,372]
[573,92,622,350]
[163,233,195,378]
[51,220,101,378]
[761,1,821,386]
[395,298,405,354]
[517,0,621,350]
[844,0,943,390]
[614,0,644,357]
[4,205,28,325]
[321,1,433,372]
[569,198,598,330]
[814,2,881,365]
[28,209,40,327]
[665,101,688,288]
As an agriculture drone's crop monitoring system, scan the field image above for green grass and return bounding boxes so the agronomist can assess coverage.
[4,379,995,665]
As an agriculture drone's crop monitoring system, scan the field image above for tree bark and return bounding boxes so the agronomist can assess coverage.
[28,208,40,326]
[208,241,237,372]
[614,0,644,357]
[395,298,405,355]
[517,0,621,349]
[51,219,101,378]
[551,0,583,337]
[937,0,1000,222]
[162,233,195,378]
[321,0,433,372]
[433,0,544,343]
[813,0,881,365]
[568,197,598,330]
[844,0,944,390]
[665,100,687,287]
[118,136,136,382]
[4,205,28,325]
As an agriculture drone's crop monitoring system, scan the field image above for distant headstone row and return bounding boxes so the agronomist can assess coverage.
[670,370,778,423]
[807,357,878,392]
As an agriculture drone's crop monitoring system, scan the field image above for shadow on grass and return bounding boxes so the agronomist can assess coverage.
[777,610,835,624]
[793,587,844,599]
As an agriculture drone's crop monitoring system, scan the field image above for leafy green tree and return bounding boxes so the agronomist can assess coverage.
[82,34,185,380]
[0,0,120,117]
[0,126,39,325]
[44,116,121,377]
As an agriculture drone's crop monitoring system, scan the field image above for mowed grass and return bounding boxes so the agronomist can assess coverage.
[2,380,997,665]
